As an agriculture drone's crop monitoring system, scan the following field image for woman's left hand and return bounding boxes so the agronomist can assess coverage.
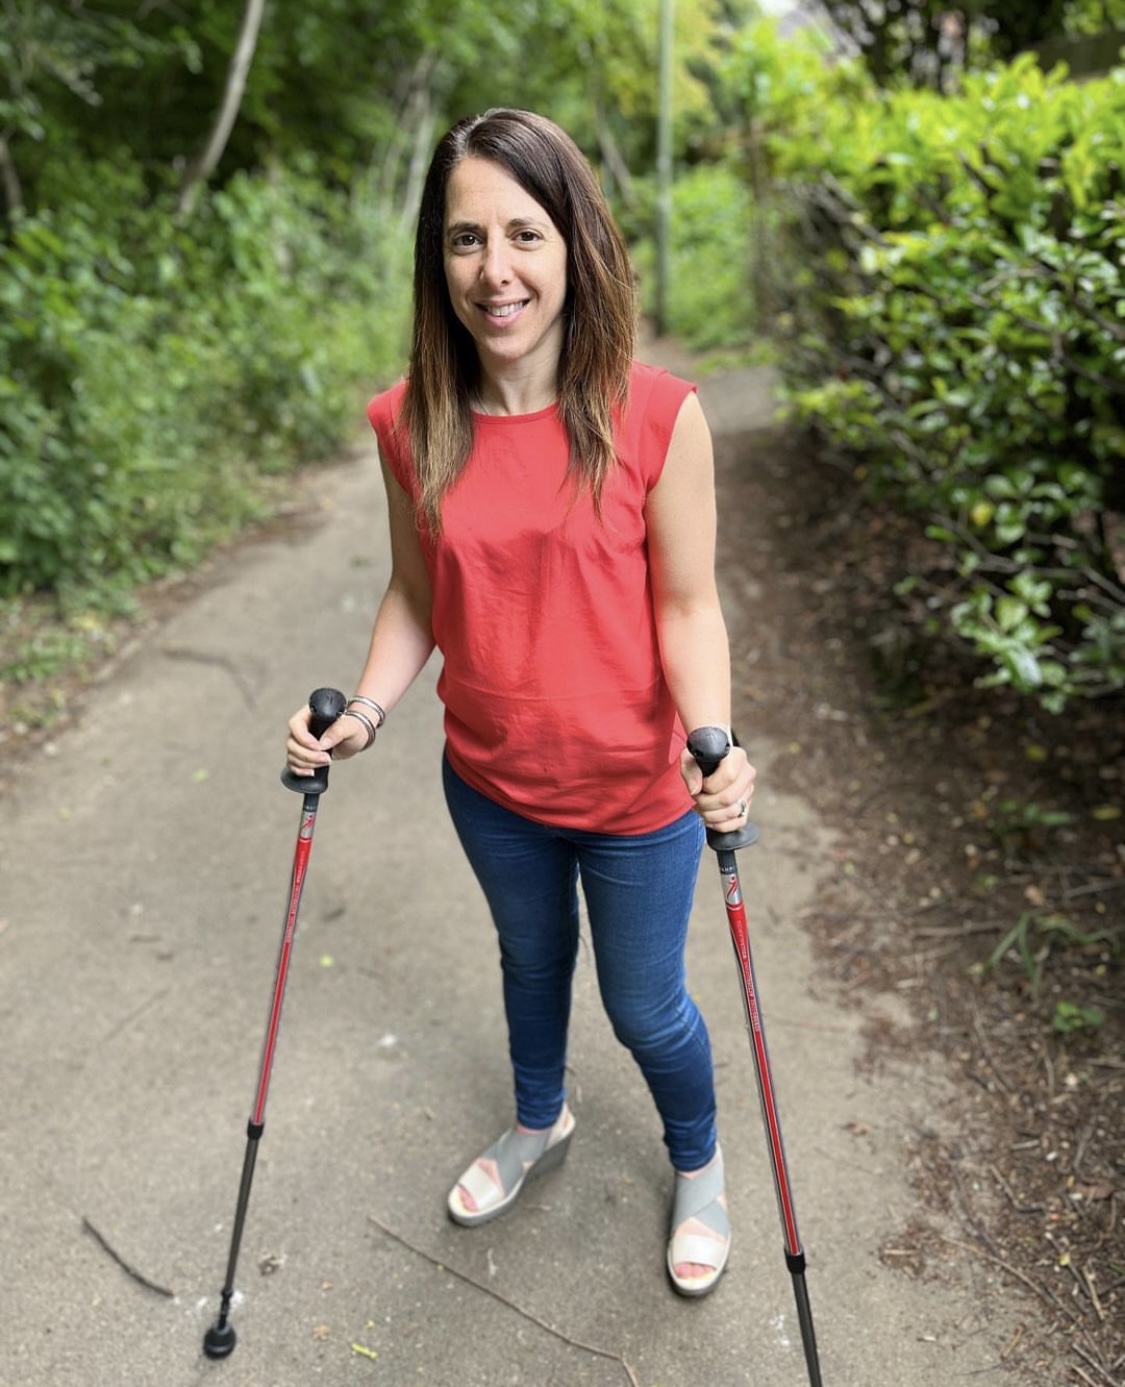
[680,744,757,832]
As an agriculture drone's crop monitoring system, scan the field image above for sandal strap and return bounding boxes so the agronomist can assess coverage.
[667,1149,731,1293]
[458,1122,559,1208]
[671,1153,729,1239]
[671,1231,729,1273]
[669,1151,730,1273]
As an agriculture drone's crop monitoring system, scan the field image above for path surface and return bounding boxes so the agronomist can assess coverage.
[0,360,1037,1386]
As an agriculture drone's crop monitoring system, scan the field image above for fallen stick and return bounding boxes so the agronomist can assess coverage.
[368,1213,640,1387]
[82,1217,174,1298]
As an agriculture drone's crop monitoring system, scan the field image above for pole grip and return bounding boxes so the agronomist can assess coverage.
[686,724,732,779]
[281,687,346,795]
[307,686,347,740]
[686,725,759,853]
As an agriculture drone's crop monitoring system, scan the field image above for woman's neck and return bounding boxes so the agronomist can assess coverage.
[474,362,558,416]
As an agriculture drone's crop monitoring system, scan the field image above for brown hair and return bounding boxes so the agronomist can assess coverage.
[401,108,636,531]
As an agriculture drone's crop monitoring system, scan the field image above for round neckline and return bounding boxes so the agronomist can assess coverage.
[471,401,558,422]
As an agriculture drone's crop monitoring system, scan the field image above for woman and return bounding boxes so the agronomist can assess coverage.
[287,108,756,1298]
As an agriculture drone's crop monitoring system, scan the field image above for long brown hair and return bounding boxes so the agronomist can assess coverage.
[401,108,636,531]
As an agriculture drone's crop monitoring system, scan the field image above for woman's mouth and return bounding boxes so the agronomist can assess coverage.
[479,300,529,319]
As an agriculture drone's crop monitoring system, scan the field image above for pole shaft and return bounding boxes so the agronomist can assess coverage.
[208,790,320,1343]
[251,795,318,1125]
[717,849,803,1254]
[216,1130,261,1320]
[716,847,824,1384]
[792,1268,823,1387]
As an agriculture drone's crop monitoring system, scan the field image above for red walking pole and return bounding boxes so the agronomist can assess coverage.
[688,726,823,1387]
[203,687,346,1360]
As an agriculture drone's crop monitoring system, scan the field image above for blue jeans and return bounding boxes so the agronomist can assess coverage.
[443,755,717,1172]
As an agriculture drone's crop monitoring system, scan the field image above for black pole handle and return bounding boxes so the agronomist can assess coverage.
[686,725,732,779]
[686,725,760,852]
[280,687,346,795]
[308,686,347,740]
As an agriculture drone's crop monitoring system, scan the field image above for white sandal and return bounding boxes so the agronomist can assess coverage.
[447,1108,575,1228]
[667,1148,731,1297]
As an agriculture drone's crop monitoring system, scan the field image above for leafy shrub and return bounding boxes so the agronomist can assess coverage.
[0,155,411,602]
[631,164,757,350]
[716,24,1125,710]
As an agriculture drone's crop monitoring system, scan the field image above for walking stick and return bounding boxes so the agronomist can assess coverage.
[688,726,823,1387]
[203,687,346,1360]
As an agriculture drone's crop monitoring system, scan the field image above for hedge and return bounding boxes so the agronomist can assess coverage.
[721,24,1125,711]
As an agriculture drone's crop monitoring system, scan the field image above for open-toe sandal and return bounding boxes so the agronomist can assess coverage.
[666,1147,731,1298]
[447,1107,575,1228]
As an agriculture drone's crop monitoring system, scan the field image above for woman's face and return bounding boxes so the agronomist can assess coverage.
[442,156,568,384]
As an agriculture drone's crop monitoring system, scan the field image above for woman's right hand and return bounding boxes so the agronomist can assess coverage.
[285,704,370,776]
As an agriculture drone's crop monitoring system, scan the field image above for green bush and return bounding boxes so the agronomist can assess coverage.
[0,155,411,603]
[717,24,1125,710]
[632,165,757,350]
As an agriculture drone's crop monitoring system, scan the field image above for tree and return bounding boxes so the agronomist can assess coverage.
[176,0,265,216]
[812,0,1118,87]
[0,0,156,219]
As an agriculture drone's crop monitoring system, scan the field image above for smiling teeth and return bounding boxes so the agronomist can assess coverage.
[485,303,524,317]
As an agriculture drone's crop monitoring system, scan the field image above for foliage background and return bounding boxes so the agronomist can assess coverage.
[2,4,1122,1378]
[696,13,1125,714]
[1,0,1122,705]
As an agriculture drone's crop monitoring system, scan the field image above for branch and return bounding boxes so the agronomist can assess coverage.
[82,1217,174,1298]
[0,133,23,217]
[367,1214,641,1387]
[176,0,265,218]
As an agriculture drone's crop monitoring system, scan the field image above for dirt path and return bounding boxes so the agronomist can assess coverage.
[680,346,1125,1385]
[0,346,1118,1386]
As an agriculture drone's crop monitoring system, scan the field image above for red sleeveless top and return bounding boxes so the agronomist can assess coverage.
[368,361,696,834]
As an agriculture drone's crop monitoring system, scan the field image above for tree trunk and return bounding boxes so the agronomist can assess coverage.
[176,0,266,217]
[398,79,437,234]
[0,134,24,218]
[594,102,635,207]
[378,51,440,215]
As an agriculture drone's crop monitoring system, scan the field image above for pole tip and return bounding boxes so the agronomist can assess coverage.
[203,1320,237,1359]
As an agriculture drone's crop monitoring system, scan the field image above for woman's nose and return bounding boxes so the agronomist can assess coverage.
[479,241,511,285]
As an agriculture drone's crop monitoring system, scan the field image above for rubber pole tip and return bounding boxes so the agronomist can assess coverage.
[203,1320,237,1359]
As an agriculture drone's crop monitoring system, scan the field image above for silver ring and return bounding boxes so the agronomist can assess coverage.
[737,798,748,818]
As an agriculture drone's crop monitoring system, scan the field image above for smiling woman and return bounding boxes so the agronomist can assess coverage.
[285,107,758,1300]
[403,108,637,532]
[441,158,569,408]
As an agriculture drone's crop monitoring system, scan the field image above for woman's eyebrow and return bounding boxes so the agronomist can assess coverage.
[446,216,548,237]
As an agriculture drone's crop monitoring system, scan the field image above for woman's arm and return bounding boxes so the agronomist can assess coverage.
[646,391,757,826]
[286,455,437,774]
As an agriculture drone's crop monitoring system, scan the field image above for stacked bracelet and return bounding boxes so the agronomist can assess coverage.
[347,695,387,728]
[340,708,378,750]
